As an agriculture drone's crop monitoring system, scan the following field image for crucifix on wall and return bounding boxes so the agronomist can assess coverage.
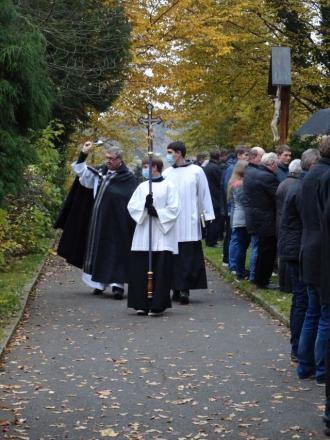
[268,47,292,144]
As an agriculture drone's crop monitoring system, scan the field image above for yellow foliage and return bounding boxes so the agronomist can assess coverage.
[93,0,328,149]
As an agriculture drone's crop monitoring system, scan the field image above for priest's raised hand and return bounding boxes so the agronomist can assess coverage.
[82,141,93,154]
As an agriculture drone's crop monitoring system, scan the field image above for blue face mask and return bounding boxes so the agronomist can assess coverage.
[142,168,150,179]
[166,153,175,166]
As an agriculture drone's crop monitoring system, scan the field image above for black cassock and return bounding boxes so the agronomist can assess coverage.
[55,177,94,269]
[55,163,137,285]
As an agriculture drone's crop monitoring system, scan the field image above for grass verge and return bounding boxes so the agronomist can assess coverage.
[0,240,51,339]
[203,242,291,325]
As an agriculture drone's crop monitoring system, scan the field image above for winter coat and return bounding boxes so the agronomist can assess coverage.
[243,164,279,236]
[276,175,300,235]
[278,178,303,262]
[318,169,330,304]
[276,163,289,182]
[203,159,226,215]
[300,157,330,286]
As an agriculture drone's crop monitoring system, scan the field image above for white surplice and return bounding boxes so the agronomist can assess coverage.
[128,179,180,254]
[163,163,215,242]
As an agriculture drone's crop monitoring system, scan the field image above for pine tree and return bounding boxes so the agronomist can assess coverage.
[0,0,53,204]
[16,0,132,125]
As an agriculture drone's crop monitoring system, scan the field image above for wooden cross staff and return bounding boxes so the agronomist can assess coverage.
[138,103,162,298]
[268,47,292,144]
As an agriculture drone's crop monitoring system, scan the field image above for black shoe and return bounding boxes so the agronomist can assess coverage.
[180,290,190,305]
[172,290,181,302]
[290,352,298,363]
[323,414,330,427]
[148,309,165,316]
[136,309,148,316]
[93,288,104,295]
[112,286,124,300]
[316,376,326,386]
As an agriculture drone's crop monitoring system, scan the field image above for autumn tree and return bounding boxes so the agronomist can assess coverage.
[105,1,329,151]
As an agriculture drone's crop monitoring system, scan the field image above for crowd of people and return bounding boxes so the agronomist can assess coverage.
[56,134,330,434]
[201,136,330,435]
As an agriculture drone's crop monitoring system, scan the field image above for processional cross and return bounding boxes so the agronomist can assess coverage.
[138,103,162,298]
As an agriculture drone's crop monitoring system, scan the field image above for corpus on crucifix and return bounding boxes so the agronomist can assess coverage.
[268,47,292,144]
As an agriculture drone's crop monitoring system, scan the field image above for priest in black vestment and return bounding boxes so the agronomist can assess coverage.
[58,141,137,298]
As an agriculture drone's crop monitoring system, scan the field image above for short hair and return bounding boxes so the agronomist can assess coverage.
[105,145,123,159]
[235,145,249,157]
[275,144,291,156]
[261,152,278,167]
[319,135,330,158]
[249,146,265,159]
[219,148,229,158]
[196,151,208,162]
[288,159,302,175]
[142,156,163,172]
[167,141,186,158]
[209,150,220,161]
[301,148,321,171]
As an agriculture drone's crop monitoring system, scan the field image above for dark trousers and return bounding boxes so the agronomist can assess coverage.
[254,235,277,287]
[287,261,308,357]
[222,215,231,263]
[325,340,330,416]
[205,211,222,246]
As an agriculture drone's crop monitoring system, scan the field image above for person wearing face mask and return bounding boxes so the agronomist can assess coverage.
[127,157,180,316]
[163,141,215,304]
[56,141,137,299]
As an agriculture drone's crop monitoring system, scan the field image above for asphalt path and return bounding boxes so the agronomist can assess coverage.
[0,255,327,439]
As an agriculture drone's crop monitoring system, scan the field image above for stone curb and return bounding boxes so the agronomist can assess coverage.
[206,258,290,328]
[0,251,50,359]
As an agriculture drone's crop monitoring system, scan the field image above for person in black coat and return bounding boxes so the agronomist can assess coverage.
[278,150,320,362]
[244,152,279,288]
[318,163,330,435]
[58,141,137,299]
[243,147,265,282]
[319,166,330,436]
[276,159,303,293]
[203,150,226,246]
[297,136,330,385]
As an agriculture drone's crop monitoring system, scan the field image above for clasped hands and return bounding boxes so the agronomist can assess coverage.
[145,194,158,217]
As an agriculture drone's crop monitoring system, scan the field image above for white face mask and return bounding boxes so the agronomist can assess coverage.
[166,153,175,166]
[142,168,150,179]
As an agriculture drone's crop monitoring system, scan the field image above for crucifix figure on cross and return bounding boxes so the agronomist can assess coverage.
[138,103,162,298]
[268,47,292,144]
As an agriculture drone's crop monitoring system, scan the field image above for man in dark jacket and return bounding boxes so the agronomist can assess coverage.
[278,149,320,362]
[244,152,279,288]
[203,150,226,246]
[275,144,292,182]
[319,166,330,435]
[276,159,303,293]
[242,147,264,281]
[297,135,330,385]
